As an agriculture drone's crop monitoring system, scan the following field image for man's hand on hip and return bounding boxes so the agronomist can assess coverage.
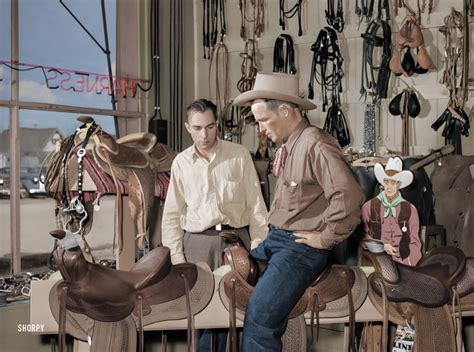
[293,231,326,249]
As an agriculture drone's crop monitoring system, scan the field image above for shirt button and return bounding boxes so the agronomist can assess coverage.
[284,181,289,186]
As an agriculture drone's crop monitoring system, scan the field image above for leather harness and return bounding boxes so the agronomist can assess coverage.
[308,26,350,147]
[326,0,344,32]
[360,17,392,100]
[273,34,296,75]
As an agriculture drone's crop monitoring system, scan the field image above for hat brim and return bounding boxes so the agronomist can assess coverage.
[233,89,316,110]
[374,163,413,189]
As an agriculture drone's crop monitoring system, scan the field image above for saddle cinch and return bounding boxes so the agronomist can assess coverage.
[362,246,474,352]
[48,230,214,352]
[218,245,368,352]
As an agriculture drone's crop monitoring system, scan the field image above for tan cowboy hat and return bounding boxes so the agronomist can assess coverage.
[233,72,317,110]
[374,157,413,189]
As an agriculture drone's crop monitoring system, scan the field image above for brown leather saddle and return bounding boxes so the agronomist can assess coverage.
[363,246,473,352]
[218,245,367,352]
[431,155,474,256]
[49,230,212,352]
[45,116,176,253]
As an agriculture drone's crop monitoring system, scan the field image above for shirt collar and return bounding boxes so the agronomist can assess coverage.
[284,118,310,155]
[191,138,222,163]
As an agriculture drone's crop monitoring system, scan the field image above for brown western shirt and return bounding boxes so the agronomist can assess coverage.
[268,119,365,249]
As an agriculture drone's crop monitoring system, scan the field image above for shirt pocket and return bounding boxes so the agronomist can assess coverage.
[281,180,301,211]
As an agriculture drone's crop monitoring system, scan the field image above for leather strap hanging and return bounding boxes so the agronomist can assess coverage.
[209,41,230,121]
[237,39,258,93]
[239,0,264,41]
[279,0,304,36]
[203,0,227,59]
[360,18,392,101]
[326,0,344,32]
[273,34,297,75]
[308,26,343,110]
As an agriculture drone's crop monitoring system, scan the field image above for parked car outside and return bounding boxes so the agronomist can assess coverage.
[0,166,47,198]
[0,168,10,197]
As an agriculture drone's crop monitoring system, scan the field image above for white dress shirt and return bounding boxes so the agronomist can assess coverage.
[162,139,268,263]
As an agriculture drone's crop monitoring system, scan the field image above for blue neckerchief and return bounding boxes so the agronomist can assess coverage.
[377,192,404,218]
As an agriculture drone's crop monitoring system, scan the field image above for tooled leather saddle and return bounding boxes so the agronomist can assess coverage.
[49,229,213,352]
[218,245,367,352]
[363,246,474,352]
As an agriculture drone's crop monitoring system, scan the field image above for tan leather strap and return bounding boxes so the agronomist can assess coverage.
[209,41,229,120]
[308,292,320,347]
[181,273,195,352]
[58,284,68,352]
[228,278,238,352]
[237,39,258,93]
[451,286,463,352]
[104,149,123,253]
[161,331,168,352]
[138,294,144,352]
[343,269,356,352]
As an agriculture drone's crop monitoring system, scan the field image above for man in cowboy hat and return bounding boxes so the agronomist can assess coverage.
[233,72,365,351]
[361,157,422,266]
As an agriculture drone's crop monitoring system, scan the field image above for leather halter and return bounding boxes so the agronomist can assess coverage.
[273,34,297,75]
[202,0,227,59]
[360,18,392,100]
[326,0,344,32]
[308,27,343,109]
[308,26,350,148]
[239,0,264,41]
[279,0,303,36]
[355,0,390,28]
[237,39,258,93]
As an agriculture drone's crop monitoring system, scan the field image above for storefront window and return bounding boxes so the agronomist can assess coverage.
[17,0,118,109]
[0,108,10,275]
[0,0,11,101]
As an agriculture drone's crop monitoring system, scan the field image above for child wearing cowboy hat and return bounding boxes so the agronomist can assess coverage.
[361,157,422,266]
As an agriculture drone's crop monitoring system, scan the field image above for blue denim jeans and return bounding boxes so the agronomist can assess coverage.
[241,225,331,352]
[198,329,229,352]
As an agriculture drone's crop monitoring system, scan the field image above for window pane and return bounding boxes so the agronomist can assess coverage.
[0,108,10,275]
[18,0,121,109]
[19,111,115,273]
[0,0,11,101]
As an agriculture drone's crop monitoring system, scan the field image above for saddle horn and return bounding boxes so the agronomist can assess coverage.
[77,115,95,124]
[50,229,66,240]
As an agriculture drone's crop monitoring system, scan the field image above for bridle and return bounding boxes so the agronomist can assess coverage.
[308,26,350,148]
[360,17,392,100]
[237,39,258,93]
[273,34,297,75]
[279,0,304,36]
[326,0,344,32]
[308,26,343,111]
[202,0,227,59]
[239,0,264,41]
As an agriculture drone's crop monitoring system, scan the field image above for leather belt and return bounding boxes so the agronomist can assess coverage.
[210,224,236,231]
